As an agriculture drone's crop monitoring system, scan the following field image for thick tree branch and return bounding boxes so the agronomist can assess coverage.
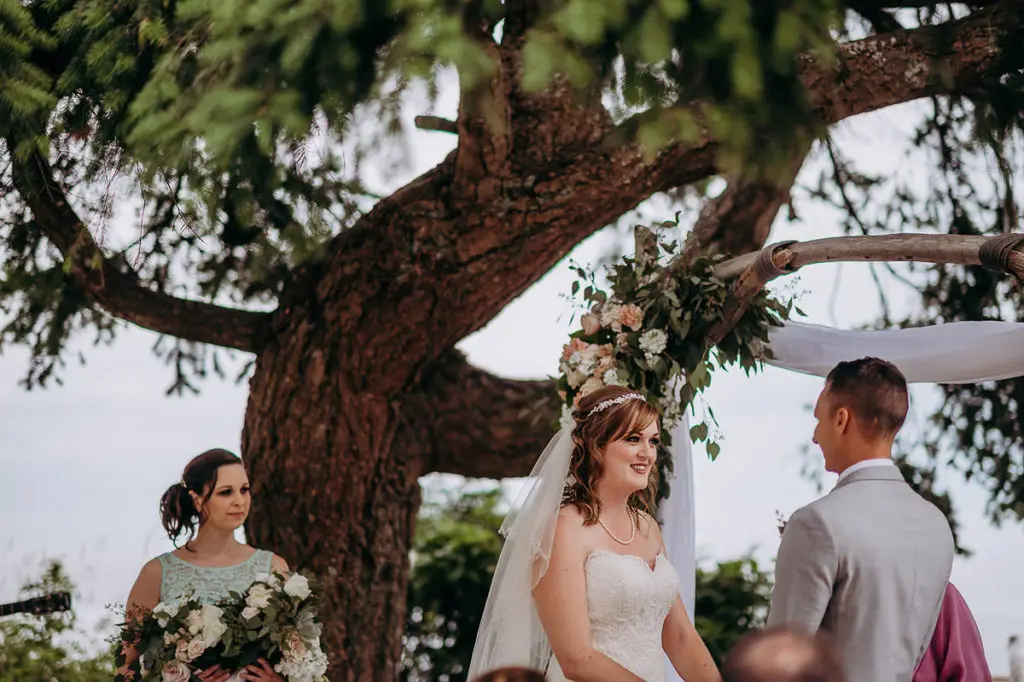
[418,350,560,477]
[689,143,813,258]
[9,150,269,352]
[451,22,513,204]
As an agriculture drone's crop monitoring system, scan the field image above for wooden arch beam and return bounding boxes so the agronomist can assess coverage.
[706,233,1024,346]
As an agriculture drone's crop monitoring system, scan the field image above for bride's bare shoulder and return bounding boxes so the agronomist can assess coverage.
[557,503,586,525]
[553,504,588,539]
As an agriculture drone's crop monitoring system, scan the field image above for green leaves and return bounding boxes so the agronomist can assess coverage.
[524,0,838,165]
[401,487,506,680]
[694,555,772,665]
[0,0,57,138]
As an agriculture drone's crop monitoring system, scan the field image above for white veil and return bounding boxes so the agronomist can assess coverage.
[467,423,574,677]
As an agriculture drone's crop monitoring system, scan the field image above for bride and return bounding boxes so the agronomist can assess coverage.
[469,385,720,682]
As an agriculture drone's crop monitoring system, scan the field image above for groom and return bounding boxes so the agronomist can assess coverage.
[767,357,955,682]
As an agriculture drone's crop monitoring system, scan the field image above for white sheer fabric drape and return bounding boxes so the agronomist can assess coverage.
[766,320,1024,384]
[660,416,696,682]
[658,319,1024,681]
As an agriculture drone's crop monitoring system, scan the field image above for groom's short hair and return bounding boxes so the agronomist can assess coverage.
[723,627,846,682]
[825,357,909,439]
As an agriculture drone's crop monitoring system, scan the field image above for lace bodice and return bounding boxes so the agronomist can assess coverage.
[158,550,273,605]
[548,550,679,682]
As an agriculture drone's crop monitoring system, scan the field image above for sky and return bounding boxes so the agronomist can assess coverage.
[0,84,1021,676]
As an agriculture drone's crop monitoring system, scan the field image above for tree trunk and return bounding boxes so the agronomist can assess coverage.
[242,328,427,680]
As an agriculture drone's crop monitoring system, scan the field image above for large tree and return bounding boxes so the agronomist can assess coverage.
[3,0,1024,677]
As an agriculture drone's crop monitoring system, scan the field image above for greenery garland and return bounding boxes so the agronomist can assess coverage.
[556,222,795,499]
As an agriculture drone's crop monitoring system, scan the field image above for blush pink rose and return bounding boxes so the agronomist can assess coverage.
[161,659,190,682]
[618,304,644,331]
[186,638,205,662]
[580,313,601,336]
[561,337,588,361]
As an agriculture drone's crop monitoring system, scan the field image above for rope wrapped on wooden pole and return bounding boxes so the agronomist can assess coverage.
[704,232,1024,348]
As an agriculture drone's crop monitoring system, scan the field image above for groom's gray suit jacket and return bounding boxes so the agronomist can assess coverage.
[767,465,955,682]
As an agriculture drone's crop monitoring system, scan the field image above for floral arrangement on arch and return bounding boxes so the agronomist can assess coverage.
[115,571,328,682]
[557,222,793,467]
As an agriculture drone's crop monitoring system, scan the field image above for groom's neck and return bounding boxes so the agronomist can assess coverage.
[838,443,894,475]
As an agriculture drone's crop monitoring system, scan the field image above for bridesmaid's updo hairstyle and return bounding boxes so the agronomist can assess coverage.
[564,385,660,524]
[160,448,242,546]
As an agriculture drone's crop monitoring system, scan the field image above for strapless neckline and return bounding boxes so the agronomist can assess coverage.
[586,549,665,573]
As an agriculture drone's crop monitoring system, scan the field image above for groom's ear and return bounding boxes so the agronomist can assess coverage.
[835,406,851,433]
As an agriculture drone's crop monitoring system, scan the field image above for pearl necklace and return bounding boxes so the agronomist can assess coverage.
[598,508,637,545]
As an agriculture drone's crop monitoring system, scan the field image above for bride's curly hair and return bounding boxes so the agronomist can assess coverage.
[563,385,661,524]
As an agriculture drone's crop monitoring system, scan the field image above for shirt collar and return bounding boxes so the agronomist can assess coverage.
[837,458,895,484]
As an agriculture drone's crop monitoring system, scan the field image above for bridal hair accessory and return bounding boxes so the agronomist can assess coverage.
[587,392,644,416]
[179,480,189,491]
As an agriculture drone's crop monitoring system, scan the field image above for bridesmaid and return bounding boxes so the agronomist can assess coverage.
[120,448,288,682]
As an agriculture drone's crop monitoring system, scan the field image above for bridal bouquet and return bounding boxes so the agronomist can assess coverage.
[115,572,328,682]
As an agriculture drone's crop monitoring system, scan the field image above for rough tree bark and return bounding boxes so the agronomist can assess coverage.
[9,3,1024,678]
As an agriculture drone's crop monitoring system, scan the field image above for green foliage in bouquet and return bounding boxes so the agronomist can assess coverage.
[223,571,327,680]
[557,222,793,497]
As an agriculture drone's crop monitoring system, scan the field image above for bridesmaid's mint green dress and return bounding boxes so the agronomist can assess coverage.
[158,549,274,604]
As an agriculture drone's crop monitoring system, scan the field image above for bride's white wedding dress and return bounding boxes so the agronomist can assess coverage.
[546,550,680,682]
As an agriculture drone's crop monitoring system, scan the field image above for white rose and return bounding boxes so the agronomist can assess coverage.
[603,368,625,386]
[199,604,227,647]
[283,574,312,601]
[246,584,273,610]
[175,638,190,662]
[161,659,190,682]
[185,609,204,636]
[638,328,668,357]
[241,605,260,620]
[253,572,280,587]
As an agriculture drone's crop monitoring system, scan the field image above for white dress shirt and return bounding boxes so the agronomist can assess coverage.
[837,458,896,484]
